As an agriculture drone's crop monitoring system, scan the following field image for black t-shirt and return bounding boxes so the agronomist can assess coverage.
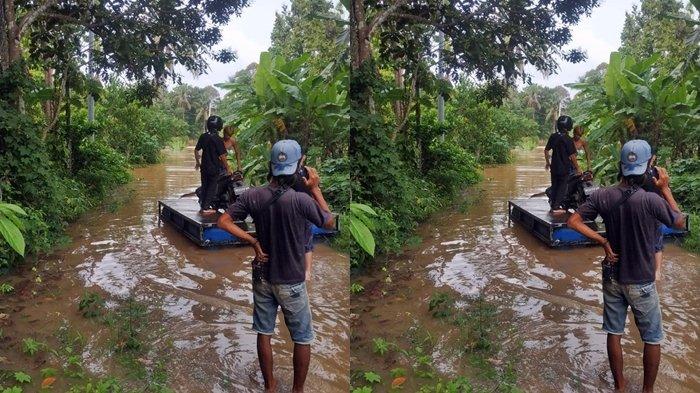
[576,185,680,284]
[195,132,226,175]
[545,132,576,176]
[226,185,331,284]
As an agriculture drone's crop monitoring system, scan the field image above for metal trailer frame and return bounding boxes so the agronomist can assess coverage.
[158,198,339,248]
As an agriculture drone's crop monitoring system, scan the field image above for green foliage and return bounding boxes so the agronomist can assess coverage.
[79,292,106,318]
[428,292,454,319]
[12,372,30,384]
[21,338,44,356]
[372,337,390,355]
[0,283,14,294]
[620,0,696,72]
[670,158,700,212]
[156,84,220,138]
[347,203,378,257]
[363,371,381,384]
[0,74,189,270]
[269,0,347,72]
[218,52,348,153]
[74,139,131,198]
[350,282,365,294]
[423,140,481,195]
[0,203,27,256]
[569,52,699,157]
[95,83,189,164]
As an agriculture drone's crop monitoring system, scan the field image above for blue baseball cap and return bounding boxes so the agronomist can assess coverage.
[620,139,652,176]
[270,140,302,176]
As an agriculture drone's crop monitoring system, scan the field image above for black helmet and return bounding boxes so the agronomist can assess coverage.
[206,115,223,133]
[556,115,573,132]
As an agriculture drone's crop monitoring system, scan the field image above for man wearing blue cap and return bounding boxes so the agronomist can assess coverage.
[567,139,685,393]
[217,139,335,393]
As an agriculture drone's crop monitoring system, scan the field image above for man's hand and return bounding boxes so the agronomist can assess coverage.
[602,240,618,263]
[195,163,200,171]
[253,240,268,263]
[652,166,670,190]
[302,166,321,190]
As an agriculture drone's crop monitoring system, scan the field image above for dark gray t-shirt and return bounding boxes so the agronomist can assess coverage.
[576,185,680,284]
[227,185,331,284]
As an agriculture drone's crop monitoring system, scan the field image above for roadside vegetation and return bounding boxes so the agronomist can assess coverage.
[0,0,253,270]
[568,0,700,252]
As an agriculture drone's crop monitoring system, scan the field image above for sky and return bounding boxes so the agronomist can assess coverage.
[180,0,640,90]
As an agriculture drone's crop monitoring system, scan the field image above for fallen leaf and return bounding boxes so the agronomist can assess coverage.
[42,376,56,388]
[392,376,406,389]
[0,313,8,320]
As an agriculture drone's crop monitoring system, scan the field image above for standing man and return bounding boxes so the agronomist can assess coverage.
[194,115,232,214]
[567,140,685,393]
[545,115,581,212]
[217,140,334,393]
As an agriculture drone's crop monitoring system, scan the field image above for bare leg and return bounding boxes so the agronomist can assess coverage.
[292,343,311,393]
[642,343,661,393]
[257,334,277,392]
[607,334,627,392]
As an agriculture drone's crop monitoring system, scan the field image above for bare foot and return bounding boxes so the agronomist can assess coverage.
[614,377,629,393]
[264,378,277,393]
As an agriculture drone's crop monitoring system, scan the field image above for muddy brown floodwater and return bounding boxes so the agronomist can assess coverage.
[351,149,699,392]
[1,147,349,392]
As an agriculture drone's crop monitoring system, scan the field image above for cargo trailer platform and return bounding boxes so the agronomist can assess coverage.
[158,198,338,247]
[508,198,688,248]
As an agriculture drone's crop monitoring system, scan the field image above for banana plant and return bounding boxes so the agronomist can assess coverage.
[217,52,348,157]
[568,51,699,163]
[0,203,27,256]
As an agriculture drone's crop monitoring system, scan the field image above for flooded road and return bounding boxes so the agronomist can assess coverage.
[351,149,699,392]
[1,147,349,392]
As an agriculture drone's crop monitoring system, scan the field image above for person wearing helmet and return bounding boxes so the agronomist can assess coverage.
[216,140,335,393]
[567,140,685,393]
[544,115,581,212]
[194,115,232,214]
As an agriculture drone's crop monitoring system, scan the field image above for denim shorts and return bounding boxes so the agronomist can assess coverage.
[252,280,314,345]
[602,279,663,344]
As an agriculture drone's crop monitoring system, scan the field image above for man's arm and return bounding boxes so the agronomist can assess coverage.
[302,167,335,229]
[217,213,268,261]
[544,134,554,171]
[567,213,618,262]
[194,149,201,171]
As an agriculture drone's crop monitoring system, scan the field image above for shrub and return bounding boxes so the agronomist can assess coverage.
[424,140,481,196]
[74,139,132,198]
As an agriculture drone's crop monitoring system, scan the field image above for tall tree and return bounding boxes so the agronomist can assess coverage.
[1,0,249,110]
[269,0,346,71]
[620,0,696,72]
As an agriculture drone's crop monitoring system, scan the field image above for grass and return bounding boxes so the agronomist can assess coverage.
[0,296,171,392]
[352,291,522,393]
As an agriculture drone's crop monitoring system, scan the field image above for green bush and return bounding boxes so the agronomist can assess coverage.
[670,158,700,213]
[424,140,481,196]
[74,139,132,198]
